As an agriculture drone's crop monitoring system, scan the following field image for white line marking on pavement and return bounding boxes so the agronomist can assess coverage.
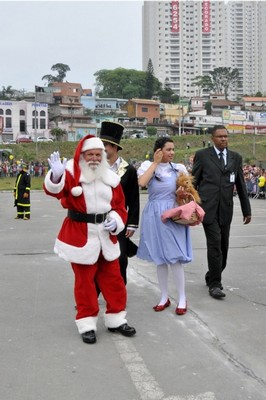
[112,336,216,400]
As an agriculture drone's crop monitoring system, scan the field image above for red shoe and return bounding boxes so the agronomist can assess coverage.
[153,298,171,312]
[175,302,187,315]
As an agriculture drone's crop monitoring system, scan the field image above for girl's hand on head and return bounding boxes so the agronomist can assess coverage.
[154,149,163,164]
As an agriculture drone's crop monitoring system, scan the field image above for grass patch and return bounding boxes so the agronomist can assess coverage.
[1,133,266,192]
[0,176,45,191]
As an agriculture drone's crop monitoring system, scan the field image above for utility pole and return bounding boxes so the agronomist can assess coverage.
[34,87,38,156]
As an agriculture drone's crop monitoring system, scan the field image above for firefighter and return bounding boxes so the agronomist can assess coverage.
[14,162,31,220]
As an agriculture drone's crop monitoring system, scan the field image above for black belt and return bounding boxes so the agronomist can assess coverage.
[68,210,108,224]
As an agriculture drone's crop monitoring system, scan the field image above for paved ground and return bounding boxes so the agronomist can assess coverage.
[0,191,266,400]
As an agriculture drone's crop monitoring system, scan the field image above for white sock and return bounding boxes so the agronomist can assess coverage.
[156,264,169,305]
[170,262,186,308]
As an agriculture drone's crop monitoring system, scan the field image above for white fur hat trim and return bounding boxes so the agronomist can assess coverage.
[71,186,83,196]
[81,137,104,152]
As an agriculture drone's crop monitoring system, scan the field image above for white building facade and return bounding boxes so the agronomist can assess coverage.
[142,1,266,100]
[0,100,49,142]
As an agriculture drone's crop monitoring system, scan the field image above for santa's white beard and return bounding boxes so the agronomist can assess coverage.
[79,154,110,183]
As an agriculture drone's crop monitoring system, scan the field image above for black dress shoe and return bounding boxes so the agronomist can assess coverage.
[205,275,223,290]
[108,323,136,337]
[81,330,96,344]
[206,281,224,290]
[209,287,226,299]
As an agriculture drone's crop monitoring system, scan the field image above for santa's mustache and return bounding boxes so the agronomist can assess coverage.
[86,161,100,169]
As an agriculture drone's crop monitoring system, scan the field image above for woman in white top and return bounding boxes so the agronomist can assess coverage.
[137,137,192,315]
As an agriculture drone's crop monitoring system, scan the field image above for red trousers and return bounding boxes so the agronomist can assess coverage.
[71,253,127,320]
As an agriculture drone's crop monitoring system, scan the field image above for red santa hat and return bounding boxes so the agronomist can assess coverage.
[71,135,105,197]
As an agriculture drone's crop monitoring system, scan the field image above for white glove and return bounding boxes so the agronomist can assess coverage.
[48,151,67,182]
[103,218,117,232]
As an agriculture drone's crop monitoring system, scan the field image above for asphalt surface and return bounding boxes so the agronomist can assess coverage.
[1,190,266,400]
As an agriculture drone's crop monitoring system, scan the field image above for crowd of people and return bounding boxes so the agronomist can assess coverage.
[0,160,47,177]
[243,165,266,199]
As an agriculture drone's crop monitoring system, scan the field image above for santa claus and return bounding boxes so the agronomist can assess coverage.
[43,135,136,344]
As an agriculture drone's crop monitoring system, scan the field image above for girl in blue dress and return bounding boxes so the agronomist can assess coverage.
[137,137,192,315]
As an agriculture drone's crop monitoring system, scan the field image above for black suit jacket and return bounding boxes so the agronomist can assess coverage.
[192,147,251,225]
[117,158,139,229]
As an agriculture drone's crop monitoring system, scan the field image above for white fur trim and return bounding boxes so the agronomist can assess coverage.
[104,310,127,329]
[71,186,83,196]
[82,137,104,152]
[75,316,98,334]
[44,170,65,193]
[101,168,120,187]
[54,224,121,264]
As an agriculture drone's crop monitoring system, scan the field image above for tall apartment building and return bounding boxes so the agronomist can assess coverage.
[142,1,266,100]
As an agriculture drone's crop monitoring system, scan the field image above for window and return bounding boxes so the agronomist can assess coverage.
[6,117,12,128]
[0,109,3,115]
[32,119,38,129]
[40,111,46,116]
[6,109,11,115]
[141,107,148,113]
[40,119,46,129]
[32,110,38,116]
[20,110,25,116]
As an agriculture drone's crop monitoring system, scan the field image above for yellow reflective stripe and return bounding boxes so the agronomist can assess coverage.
[15,174,22,199]
[17,203,31,207]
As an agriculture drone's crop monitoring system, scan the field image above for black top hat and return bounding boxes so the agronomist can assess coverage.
[100,121,124,150]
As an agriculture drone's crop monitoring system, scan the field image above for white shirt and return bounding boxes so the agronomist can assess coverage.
[214,146,227,166]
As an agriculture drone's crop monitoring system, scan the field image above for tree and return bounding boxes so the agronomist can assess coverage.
[0,85,15,99]
[192,67,242,99]
[94,68,162,99]
[205,101,212,115]
[50,127,67,141]
[42,63,70,85]
[159,78,179,103]
[145,59,155,99]
[146,126,157,136]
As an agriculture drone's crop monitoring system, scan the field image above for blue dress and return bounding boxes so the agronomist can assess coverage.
[137,162,193,266]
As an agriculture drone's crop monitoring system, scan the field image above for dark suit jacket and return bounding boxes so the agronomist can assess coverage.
[118,158,140,229]
[192,147,251,225]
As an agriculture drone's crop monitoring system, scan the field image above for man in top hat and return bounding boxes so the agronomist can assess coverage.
[100,121,140,284]
[13,162,31,220]
[43,135,136,344]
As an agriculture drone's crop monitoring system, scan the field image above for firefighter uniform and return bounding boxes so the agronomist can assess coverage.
[14,164,31,220]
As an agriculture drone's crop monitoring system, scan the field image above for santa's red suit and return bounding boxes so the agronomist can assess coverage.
[43,136,128,335]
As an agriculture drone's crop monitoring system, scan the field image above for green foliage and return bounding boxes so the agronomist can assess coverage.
[146,126,157,136]
[42,63,71,85]
[205,101,212,115]
[0,85,15,99]
[50,127,67,141]
[145,59,155,99]
[94,67,162,99]
[192,67,242,99]
[94,68,146,98]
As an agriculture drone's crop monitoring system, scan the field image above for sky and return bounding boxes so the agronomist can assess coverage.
[0,0,143,93]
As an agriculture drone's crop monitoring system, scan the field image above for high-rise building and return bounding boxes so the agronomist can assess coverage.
[142,1,266,100]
